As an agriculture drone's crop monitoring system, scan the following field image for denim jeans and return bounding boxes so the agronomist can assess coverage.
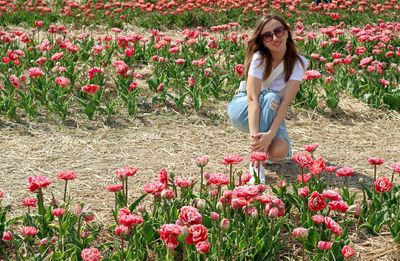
[227,89,292,157]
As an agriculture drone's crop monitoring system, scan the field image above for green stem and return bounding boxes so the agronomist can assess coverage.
[218,229,223,261]
[167,249,174,261]
[229,164,233,189]
[200,167,204,198]
[268,218,275,249]
[373,165,377,183]
[114,192,118,213]
[77,214,83,241]
[37,189,47,235]
[345,176,349,198]
[24,241,29,259]
[235,212,239,255]
[152,196,157,217]
[125,179,128,206]
[165,201,170,223]
[301,198,307,224]
[59,217,64,252]
[391,171,395,184]
[63,180,68,202]
[120,239,125,261]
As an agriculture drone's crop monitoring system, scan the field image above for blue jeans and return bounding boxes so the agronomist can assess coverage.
[227,90,292,157]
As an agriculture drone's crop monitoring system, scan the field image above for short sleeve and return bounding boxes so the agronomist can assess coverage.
[248,52,264,80]
[289,56,308,81]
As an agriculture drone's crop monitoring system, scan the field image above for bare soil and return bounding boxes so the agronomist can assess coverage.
[0,95,399,260]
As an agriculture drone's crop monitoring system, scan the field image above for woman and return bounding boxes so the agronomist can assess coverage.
[227,14,308,183]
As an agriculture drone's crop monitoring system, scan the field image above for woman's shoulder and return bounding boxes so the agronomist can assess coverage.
[297,54,308,64]
[295,54,309,69]
[252,51,263,60]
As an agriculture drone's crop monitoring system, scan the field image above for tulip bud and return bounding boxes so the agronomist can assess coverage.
[250,209,258,219]
[209,189,218,197]
[277,179,287,188]
[137,204,146,213]
[220,218,230,230]
[298,187,309,198]
[216,201,224,211]
[268,207,279,218]
[292,227,308,240]
[73,205,82,216]
[395,191,400,201]
[2,231,12,241]
[84,212,95,222]
[272,198,282,206]
[51,236,58,244]
[175,219,184,226]
[80,231,89,239]
[210,212,220,221]
[180,225,189,239]
[115,225,130,236]
[354,206,361,219]
[349,204,361,218]
[39,237,48,245]
[161,189,174,200]
[196,199,206,211]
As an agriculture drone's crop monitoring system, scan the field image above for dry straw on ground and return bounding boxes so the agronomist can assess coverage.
[0,94,399,260]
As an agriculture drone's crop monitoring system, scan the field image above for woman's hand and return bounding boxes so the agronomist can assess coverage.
[250,131,274,152]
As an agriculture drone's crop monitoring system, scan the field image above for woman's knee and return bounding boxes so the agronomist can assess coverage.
[261,92,281,112]
[227,98,249,133]
[268,138,289,161]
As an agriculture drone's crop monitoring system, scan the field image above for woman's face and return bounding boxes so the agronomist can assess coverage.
[261,19,288,54]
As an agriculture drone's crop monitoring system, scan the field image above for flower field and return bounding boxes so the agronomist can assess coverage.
[1,0,400,260]
[1,133,400,260]
[0,0,399,120]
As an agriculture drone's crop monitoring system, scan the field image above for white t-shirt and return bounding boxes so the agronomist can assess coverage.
[248,51,308,92]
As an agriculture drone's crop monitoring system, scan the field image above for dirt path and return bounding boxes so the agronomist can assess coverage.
[1,98,399,260]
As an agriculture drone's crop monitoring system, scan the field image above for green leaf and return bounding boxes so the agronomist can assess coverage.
[146,76,159,91]
[129,194,147,212]
[84,103,96,120]
[308,95,318,109]
[142,223,156,243]
[383,93,400,110]
[326,96,339,109]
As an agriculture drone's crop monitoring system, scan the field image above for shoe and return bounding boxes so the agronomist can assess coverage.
[249,162,266,184]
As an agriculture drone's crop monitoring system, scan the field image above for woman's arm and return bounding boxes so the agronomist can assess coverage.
[247,75,262,139]
[250,80,301,152]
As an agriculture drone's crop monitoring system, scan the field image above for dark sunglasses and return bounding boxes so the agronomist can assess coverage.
[261,26,286,42]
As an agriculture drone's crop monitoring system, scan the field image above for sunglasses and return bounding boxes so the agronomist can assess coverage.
[261,26,286,42]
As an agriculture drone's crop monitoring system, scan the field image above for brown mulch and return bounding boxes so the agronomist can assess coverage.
[0,95,399,260]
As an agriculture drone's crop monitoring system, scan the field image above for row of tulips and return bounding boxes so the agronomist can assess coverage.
[0,144,399,260]
[0,20,399,120]
[0,0,399,29]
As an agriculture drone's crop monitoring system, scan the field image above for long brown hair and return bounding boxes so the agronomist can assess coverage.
[244,14,305,82]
